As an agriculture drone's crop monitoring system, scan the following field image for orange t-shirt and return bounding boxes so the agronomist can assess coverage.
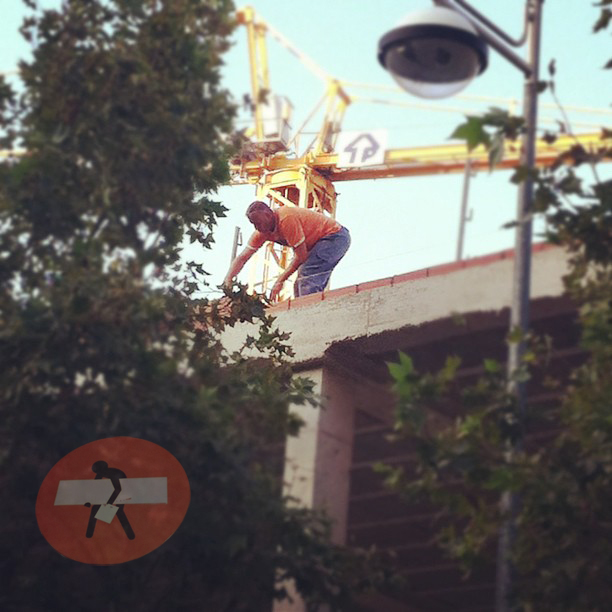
[247,207,341,252]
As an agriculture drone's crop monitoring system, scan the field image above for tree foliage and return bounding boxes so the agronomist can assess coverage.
[382,7,612,611]
[0,2,386,610]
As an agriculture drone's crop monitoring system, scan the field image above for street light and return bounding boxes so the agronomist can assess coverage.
[378,2,544,611]
[378,6,488,98]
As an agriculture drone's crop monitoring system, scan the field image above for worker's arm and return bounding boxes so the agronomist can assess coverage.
[223,246,257,288]
[270,242,308,301]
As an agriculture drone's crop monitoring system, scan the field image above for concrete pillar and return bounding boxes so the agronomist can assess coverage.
[273,365,356,612]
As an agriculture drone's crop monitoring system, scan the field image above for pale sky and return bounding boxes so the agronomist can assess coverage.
[2,1,611,296]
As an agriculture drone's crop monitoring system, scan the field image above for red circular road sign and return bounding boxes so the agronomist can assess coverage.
[36,437,190,565]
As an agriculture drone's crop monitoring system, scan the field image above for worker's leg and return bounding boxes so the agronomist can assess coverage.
[295,227,350,297]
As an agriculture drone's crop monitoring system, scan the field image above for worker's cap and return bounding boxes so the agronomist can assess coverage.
[246,200,271,217]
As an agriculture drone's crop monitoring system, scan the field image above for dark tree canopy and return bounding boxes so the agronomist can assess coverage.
[0,2,386,610]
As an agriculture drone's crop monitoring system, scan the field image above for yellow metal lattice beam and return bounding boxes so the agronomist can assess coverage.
[231,131,608,184]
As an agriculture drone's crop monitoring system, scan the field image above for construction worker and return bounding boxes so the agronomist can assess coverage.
[223,201,350,300]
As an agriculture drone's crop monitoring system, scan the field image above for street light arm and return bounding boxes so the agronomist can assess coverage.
[433,0,533,76]
[437,0,529,47]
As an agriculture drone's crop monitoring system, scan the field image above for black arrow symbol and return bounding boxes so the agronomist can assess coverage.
[344,134,380,164]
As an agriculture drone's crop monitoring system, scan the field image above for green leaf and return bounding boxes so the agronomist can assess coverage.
[441,355,461,381]
[449,116,491,151]
[388,361,410,383]
[483,358,500,373]
[534,183,560,212]
[507,326,525,344]
[388,352,415,383]
[458,413,482,437]
[484,468,516,491]
[510,165,538,185]
[398,351,414,372]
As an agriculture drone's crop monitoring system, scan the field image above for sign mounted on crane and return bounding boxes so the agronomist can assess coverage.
[336,130,388,167]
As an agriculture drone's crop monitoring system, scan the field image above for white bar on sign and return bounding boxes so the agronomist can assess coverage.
[115,478,168,504]
[54,477,168,506]
[55,479,113,505]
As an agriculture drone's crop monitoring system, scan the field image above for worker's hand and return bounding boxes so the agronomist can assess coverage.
[192,296,233,331]
[269,279,284,302]
[216,296,233,317]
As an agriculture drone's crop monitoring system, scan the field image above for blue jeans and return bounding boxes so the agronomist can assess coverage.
[294,227,351,297]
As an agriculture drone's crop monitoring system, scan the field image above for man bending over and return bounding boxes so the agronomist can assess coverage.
[223,201,350,301]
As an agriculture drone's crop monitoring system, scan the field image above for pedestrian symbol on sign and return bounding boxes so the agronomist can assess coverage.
[84,461,136,540]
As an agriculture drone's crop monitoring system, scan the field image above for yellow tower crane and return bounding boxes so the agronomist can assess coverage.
[231,6,608,300]
[234,6,351,298]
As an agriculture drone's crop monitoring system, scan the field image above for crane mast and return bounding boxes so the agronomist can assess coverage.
[235,6,352,299]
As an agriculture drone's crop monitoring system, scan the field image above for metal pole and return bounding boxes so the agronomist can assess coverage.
[495,2,543,610]
[456,158,472,261]
[230,226,242,264]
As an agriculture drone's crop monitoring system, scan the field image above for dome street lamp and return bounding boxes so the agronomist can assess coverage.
[379,2,544,611]
[378,6,488,99]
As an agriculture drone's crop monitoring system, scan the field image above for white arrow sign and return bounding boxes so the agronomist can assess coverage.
[54,477,168,505]
[336,130,387,168]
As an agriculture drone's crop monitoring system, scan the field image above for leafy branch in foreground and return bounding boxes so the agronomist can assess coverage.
[0,1,390,610]
[385,7,612,610]
[384,180,612,607]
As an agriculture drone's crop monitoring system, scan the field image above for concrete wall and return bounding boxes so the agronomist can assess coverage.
[230,244,569,612]
[222,245,568,366]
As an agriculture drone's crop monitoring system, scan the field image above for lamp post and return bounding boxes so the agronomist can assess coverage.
[378,2,544,610]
